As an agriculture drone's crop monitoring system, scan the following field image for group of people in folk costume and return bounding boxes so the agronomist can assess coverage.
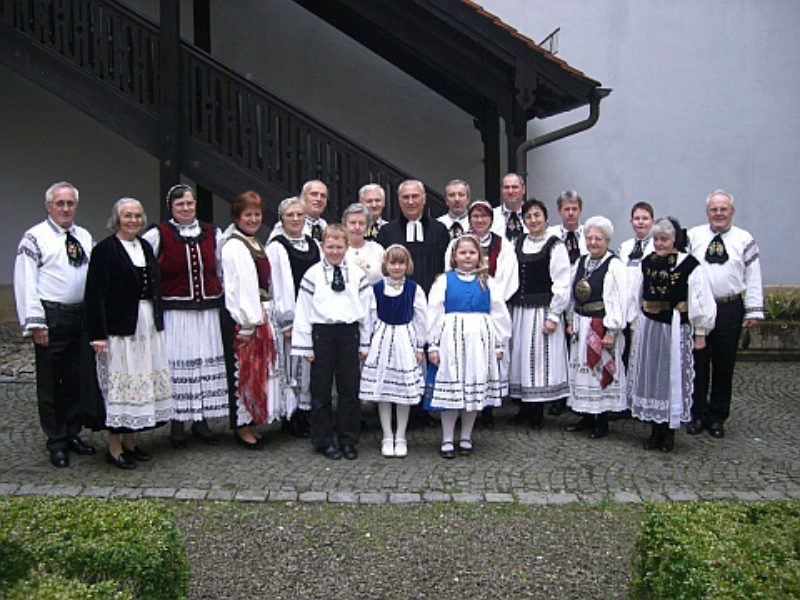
[14,174,762,468]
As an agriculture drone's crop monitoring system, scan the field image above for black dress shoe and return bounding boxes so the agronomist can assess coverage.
[644,423,665,450]
[122,445,151,462]
[49,449,69,468]
[528,403,544,430]
[548,399,566,416]
[565,415,593,433]
[340,445,358,460]
[105,450,136,470]
[440,443,456,459]
[509,407,527,424]
[170,437,188,449]
[234,431,263,450]
[68,436,97,455]
[458,440,473,456]
[660,429,675,452]
[589,426,609,439]
[686,419,705,435]
[191,423,220,446]
[708,421,725,438]
[315,445,342,460]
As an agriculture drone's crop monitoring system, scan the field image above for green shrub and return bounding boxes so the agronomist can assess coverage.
[0,497,189,599]
[764,289,800,321]
[5,569,134,599]
[630,500,800,599]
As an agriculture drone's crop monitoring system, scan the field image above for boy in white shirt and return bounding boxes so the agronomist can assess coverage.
[292,224,372,459]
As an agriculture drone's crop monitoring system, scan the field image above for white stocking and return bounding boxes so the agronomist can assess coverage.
[441,410,459,445]
[460,410,478,443]
[395,404,410,441]
[378,402,393,440]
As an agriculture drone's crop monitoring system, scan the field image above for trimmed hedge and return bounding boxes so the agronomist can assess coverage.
[0,496,189,599]
[630,500,800,599]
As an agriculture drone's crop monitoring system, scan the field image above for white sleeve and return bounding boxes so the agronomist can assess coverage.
[494,239,519,302]
[488,278,512,346]
[602,259,628,332]
[627,265,644,325]
[221,240,264,331]
[265,242,296,331]
[13,234,46,334]
[443,239,455,272]
[358,274,373,352]
[412,285,428,350]
[742,235,764,320]
[547,241,572,322]
[141,227,161,256]
[290,270,316,357]
[688,263,717,334]
[426,274,447,350]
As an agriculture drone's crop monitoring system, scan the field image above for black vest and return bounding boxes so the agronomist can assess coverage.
[573,254,615,317]
[641,253,699,324]
[510,236,560,308]
[270,235,320,298]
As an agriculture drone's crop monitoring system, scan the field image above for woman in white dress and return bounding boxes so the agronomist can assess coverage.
[627,218,716,452]
[220,191,282,449]
[428,236,511,458]
[86,198,173,469]
[142,184,228,448]
[565,216,628,439]
[508,199,571,429]
[342,203,385,284]
[265,196,320,436]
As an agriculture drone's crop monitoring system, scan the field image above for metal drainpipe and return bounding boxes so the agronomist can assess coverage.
[516,87,612,181]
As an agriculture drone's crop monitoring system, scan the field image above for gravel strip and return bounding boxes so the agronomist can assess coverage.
[173,501,644,599]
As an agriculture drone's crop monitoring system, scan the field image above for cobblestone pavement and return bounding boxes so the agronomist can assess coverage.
[1,361,798,505]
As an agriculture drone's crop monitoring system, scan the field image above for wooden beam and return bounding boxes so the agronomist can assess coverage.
[159,0,182,221]
[193,0,214,221]
[479,104,500,205]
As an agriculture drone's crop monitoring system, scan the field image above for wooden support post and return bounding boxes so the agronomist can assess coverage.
[159,0,182,221]
[193,0,214,222]
[480,104,500,206]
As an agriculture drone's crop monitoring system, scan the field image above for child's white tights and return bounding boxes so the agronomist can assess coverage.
[378,402,410,441]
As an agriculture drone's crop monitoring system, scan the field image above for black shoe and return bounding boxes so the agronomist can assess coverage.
[565,415,593,433]
[708,421,725,438]
[686,419,705,435]
[290,412,311,438]
[440,443,456,459]
[548,399,566,416]
[660,429,675,452]
[171,421,188,449]
[234,431,263,451]
[589,425,609,439]
[191,422,220,446]
[49,449,69,468]
[509,406,527,424]
[528,404,544,430]
[458,440,473,456]
[644,424,665,450]
[122,445,151,462]
[105,450,136,470]
[67,436,97,455]
[315,445,342,460]
[341,445,358,460]
[481,407,495,429]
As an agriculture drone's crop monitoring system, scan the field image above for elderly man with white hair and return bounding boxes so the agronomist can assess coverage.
[564,216,628,439]
[270,179,329,242]
[687,189,763,439]
[359,183,387,241]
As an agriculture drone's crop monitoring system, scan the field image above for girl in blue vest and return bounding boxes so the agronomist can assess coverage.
[427,235,511,458]
[360,245,427,458]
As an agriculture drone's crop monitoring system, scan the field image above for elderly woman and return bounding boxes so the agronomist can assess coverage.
[220,191,282,449]
[86,198,173,469]
[627,217,716,452]
[265,196,320,436]
[359,183,388,241]
[508,198,571,429]
[564,216,628,438]
[142,184,227,448]
[343,202,385,284]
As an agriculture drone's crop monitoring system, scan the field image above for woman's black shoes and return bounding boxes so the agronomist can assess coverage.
[122,445,152,462]
[191,421,220,446]
[106,450,136,470]
[234,431,263,450]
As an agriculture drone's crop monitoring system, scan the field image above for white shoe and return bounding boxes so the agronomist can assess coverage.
[394,439,407,458]
[381,438,395,457]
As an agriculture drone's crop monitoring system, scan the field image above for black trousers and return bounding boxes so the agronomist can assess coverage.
[692,297,744,425]
[35,305,86,451]
[310,322,361,449]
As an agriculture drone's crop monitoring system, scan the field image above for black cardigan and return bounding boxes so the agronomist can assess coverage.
[85,235,164,340]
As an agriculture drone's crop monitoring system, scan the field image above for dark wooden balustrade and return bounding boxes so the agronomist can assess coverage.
[0,0,445,218]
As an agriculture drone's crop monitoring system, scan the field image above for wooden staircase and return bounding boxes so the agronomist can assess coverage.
[0,0,445,218]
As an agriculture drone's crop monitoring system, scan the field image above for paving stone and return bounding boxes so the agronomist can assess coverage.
[665,490,700,502]
[206,489,235,501]
[43,484,82,497]
[81,486,114,498]
[142,487,177,499]
[0,483,19,495]
[547,492,579,505]
[422,491,452,503]
[389,492,422,504]
[732,490,762,501]
[235,490,268,502]
[613,491,642,504]
[299,491,328,503]
[175,488,208,500]
[516,492,549,505]
[111,487,142,499]
[484,492,514,503]
[329,491,358,504]
[359,492,387,505]
[269,491,298,502]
